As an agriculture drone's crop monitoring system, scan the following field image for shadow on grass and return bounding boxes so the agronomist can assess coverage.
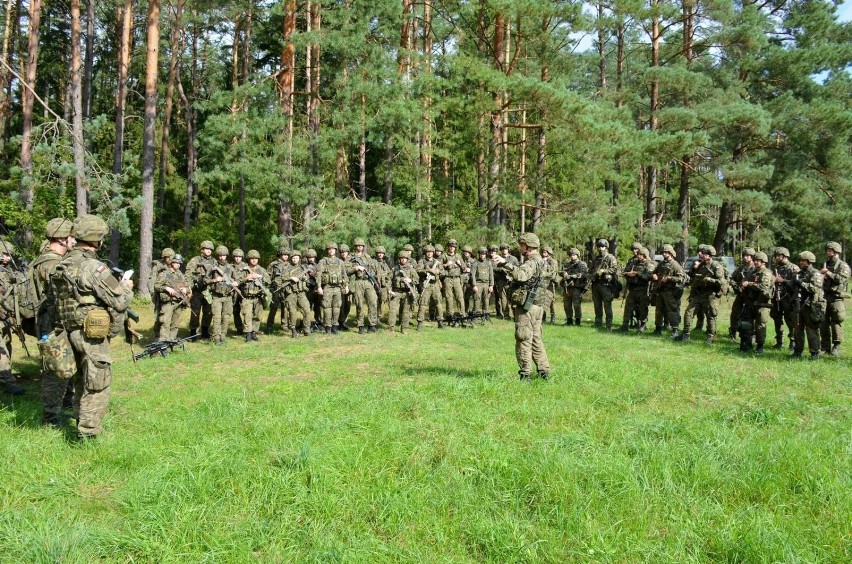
[1,372,82,443]
[402,365,505,379]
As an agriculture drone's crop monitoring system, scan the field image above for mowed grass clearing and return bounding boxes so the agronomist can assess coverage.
[1,302,850,562]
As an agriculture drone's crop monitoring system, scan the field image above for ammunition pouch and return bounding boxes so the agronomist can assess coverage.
[82,309,111,339]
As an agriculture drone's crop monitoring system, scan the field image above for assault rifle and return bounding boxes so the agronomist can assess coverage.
[350,255,381,294]
[274,266,310,296]
[132,335,196,362]
[210,264,244,300]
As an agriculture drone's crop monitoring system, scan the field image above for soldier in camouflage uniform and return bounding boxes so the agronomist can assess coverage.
[304,249,322,330]
[790,251,826,359]
[541,247,559,323]
[494,233,550,381]
[677,245,727,343]
[619,245,656,333]
[337,244,352,330]
[0,240,24,396]
[147,247,175,339]
[265,247,290,333]
[739,251,774,353]
[461,245,475,313]
[493,243,518,320]
[442,239,466,318]
[417,245,444,330]
[154,254,191,341]
[348,238,379,334]
[32,218,76,418]
[231,249,246,334]
[373,247,392,323]
[651,244,687,337]
[237,250,270,342]
[589,239,619,330]
[561,248,588,326]
[205,246,239,345]
[387,251,419,333]
[52,214,134,438]
[470,247,494,315]
[186,241,216,339]
[281,250,313,337]
[770,247,800,350]
[316,242,349,334]
[820,242,849,357]
[728,248,755,340]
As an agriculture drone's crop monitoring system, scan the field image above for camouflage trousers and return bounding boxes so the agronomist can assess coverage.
[233,295,244,334]
[418,283,444,322]
[729,293,746,336]
[322,286,343,328]
[563,286,583,322]
[189,290,212,336]
[470,283,491,313]
[68,330,112,437]
[683,292,720,337]
[443,277,466,316]
[240,296,264,333]
[770,301,798,345]
[820,299,846,349]
[741,303,770,348]
[621,286,650,328]
[210,295,233,342]
[794,305,822,355]
[514,304,550,377]
[285,291,313,333]
[494,279,510,318]
[388,291,416,332]
[266,293,285,329]
[158,301,187,341]
[591,282,614,328]
[339,291,352,327]
[353,279,378,328]
[540,288,555,318]
[654,290,681,330]
[376,287,389,321]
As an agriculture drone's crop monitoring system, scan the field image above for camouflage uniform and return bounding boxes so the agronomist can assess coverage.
[589,240,619,330]
[282,251,313,337]
[461,246,475,313]
[442,242,466,318]
[304,250,322,330]
[470,248,494,314]
[231,250,246,334]
[791,252,825,358]
[373,248,392,322]
[620,247,655,332]
[820,242,850,356]
[561,250,588,326]
[679,245,726,342]
[494,244,518,320]
[739,252,774,353]
[186,242,216,338]
[265,248,290,332]
[498,234,550,380]
[317,244,349,333]
[770,248,800,349]
[52,215,133,438]
[729,249,755,340]
[541,247,559,323]
[154,257,191,341]
[417,248,444,328]
[0,266,24,396]
[349,241,379,332]
[205,248,238,345]
[388,252,418,333]
[237,251,270,341]
[651,246,687,335]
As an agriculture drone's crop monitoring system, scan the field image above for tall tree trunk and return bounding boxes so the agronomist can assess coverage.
[110,0,133,265]
[276,0,295,237]
[713,201,733,253]
[358,92,366,200]
[139,0,160,297]
[383,141,393,204]
[180,20,198,256]
[677,0,695,261]
[158,0,183,213]
[419,0,433,243]
[0,0,16,143]
[488,13,505,226]
[19,0,41,245]
[644,3,660,227]
[82,0,94,119]
[70,0,86,215]
[597,1,606,92]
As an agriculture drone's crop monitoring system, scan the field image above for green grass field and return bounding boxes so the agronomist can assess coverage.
[1,301,850,562]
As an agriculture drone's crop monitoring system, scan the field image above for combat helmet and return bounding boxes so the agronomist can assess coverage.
[375,246,386,254]
[753,251,768,263]
[462,245,473,253]
[326,241,338,250]
[306,249,317,258]
[518,233,540,248]
[434,244,444,253]
[353,237,366,247]
[543,246,554,255]
[290,249,302,258]
[826,241,842,253]
[45,218,73,239]
[161,247,176,259]
[247,250,261,259]
[569,247,581,256]
[171,254,184,264]
[215,245,229,256]
[398,250,411,259]
[278,246,290,256]
[339,244,350,253]
[774,247,790,258]
[423,244,435,253]
[200,240,215,251]
[447,239,458,247]
[232,248,245,258]
[742,247,756,257]
[596,239,609,249]
[799,251,816,263]
[631,242,642,251]
[661,244,676,255]
[72,214,109,243]
[478,246,488,254]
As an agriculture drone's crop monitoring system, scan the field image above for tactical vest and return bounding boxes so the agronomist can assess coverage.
[52,252,101,330]
[320,258,346,286]
[444,255,463,277]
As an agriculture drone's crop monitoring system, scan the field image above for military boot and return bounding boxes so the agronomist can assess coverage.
[417,321,423,332]
[368,325,378,333]
[617,326,629,333]
[518,371,531,381]
[265,323,274,334]
[359,326,366,335]
[674,332,689,341]
[773,334,784,349]
[245,333,252,342]
[437,320,444,329]
[574,318,581,326]
[252,332,259,341]
[331,326,339,335]
[538,371,549,381]
[671,328,681,340]
[550,315,556,324]
[831,343,841,357]
[637,322,647,334]
[324,326,332,334]
[728,327,737,342]
[0,371,24,396]
[564,319,572,326]
[291,328,297,338]
[651,327,663,335]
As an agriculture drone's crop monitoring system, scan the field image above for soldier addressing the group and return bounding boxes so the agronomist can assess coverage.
[677,245,727,344]
[154,254,191,342]
[771,247,800,350]
[589,239,619,331]
[348,238,380,334]
[316,242,349,335]
[493,233,550,381]
[417,245,444,330]
[651,244,687,337]
[819,241,849,357]
[238,250,270,342]
[728,248,755,340]
[51,214,134,439]
[186,240,216,339]
[205,246,240,345]
[560,247,588,326]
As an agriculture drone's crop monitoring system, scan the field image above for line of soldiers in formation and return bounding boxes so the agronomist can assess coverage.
[151,237,848,359]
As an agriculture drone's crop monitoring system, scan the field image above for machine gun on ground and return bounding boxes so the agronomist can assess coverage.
[132,335,196,362]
